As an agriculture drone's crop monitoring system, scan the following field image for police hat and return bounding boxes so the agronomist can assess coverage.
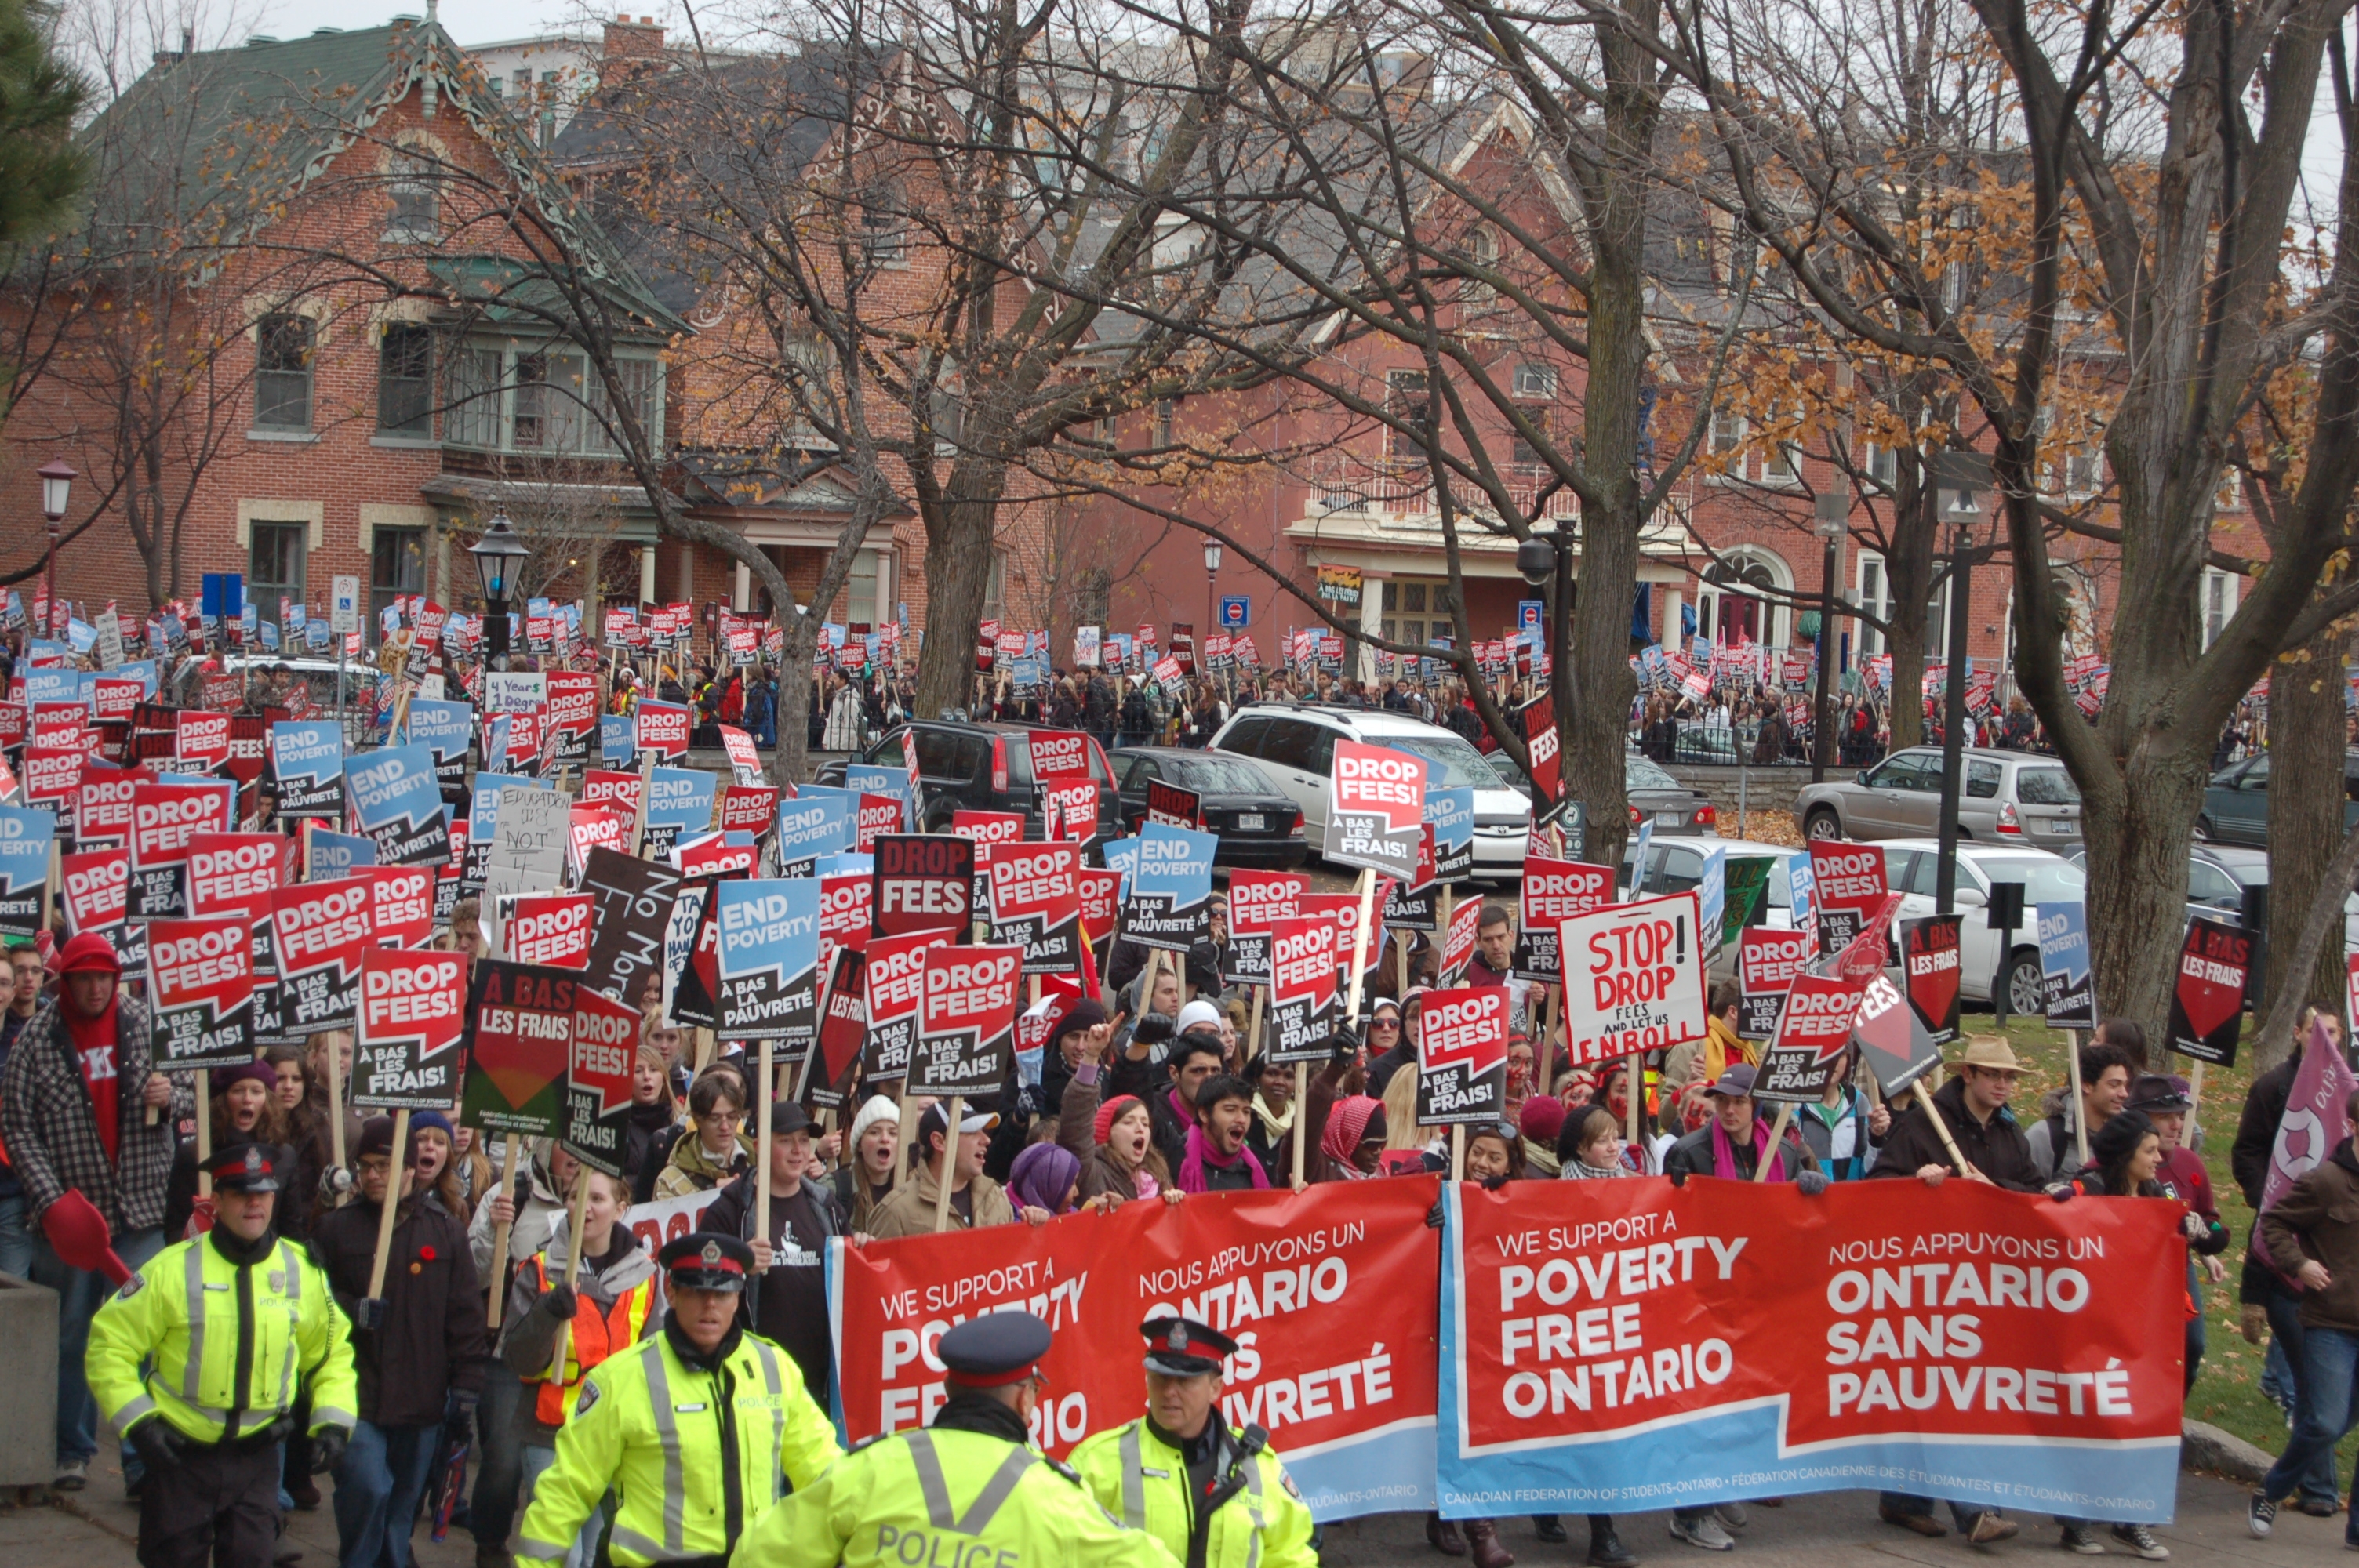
[937,1312,1052,1389]
[207,1141,283,1194]
[1140,1315,1238,1377]
[659,1232,754,1294]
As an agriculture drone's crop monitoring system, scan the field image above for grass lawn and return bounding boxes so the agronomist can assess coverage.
[1979,1011,2357,1483]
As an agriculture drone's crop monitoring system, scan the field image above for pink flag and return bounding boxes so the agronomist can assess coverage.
[2250,1016,2359,1268]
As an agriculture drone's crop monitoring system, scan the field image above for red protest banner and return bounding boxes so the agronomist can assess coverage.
[832,1179,1441,1517]
[1439,1177,2186,1521]
[507,892,592,969]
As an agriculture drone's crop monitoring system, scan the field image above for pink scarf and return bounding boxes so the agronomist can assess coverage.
[1710,1116,1783,1182]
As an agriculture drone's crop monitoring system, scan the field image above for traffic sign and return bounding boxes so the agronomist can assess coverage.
[331,575,360,634]
[1219,595,1250,629]
[1518,599,1543,635]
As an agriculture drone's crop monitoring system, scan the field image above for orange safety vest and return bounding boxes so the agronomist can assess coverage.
[518,1252,658,1426]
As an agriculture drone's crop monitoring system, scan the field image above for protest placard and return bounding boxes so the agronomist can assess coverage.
[365,865,434,949]
[715,880,821,1047]
[642,766,716,858]
[129,780,230,918]
[1416,988,1508,1127]
[2167,915,2252,1066]
[1265,914,1340,1064]
[1224,869,1310,985]
[871,834,973,939]
[1145,779,1201,829]
[986,841,1081,975]
[1736,927,1814,1040]
[147,916,255,1070]
[577,847,680,1007]
[1510,859,1615,984]
[1327,741,1427,882]
[269,722,344,818]
[482,782,568,907]
[271,879,373,1033]
[463,961,574,1136]
[1427,787,1475,884]
[1122,822,1217,951]
[909,943,1023,1099]
[1806,840,1888,952]
[2038,902,2095,1028]
[543,672,598,768]
[73,760,145,849]
[1556,894,1707,1068]
[401,700,472,797]
[353,948,466,1109]
[1438,896,1481,985]
[345,744,451,866]
[1902,914,1964,1046]
[635,701,691,760]
[0,806,54,938]
[564,987,641,1175]
[506,891,592,969]
[861,931,943,1083]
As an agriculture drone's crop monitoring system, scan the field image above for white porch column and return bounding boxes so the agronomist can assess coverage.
[1357,571,1383,683]
[874,549,893,627]
[1660,587,1681,651]
[733,560,751,613]
[638,546,656,605]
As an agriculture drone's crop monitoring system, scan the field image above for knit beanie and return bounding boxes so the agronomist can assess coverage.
[1094,1094,1143,1149]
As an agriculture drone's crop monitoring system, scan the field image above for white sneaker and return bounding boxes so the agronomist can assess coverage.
[53,1458,88,1493]
[1670,1515,1736,1552]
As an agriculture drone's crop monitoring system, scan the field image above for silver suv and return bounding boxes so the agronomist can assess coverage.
[1209,704,1533,877]
[1793,745,2081,850]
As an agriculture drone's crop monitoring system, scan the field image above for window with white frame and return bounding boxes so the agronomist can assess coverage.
[1513,362,1558,400]
[1854,550,1891,658]
[440,339,662,455]
[386,151,440,243]
[1462,225,1499,307]
[1862,441,1899,488]
[1761,423,1801,486]
[2201,567,2239,650]
[2062,443,2103,499]
[1708,409,1746,473]
[1925,571,1951,659]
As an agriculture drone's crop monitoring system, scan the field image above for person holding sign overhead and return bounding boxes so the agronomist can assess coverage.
[516,1232,839,1568]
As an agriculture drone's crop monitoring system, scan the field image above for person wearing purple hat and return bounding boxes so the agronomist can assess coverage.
[1518,1094,1565,1178]
[1007,1141,1083,1215]
[163,1060,289,1240]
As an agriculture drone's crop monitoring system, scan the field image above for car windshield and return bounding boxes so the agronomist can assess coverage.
[1972,856,2085,905]
[2217,858,2270,887]
[1168,755,1279,793]
[2015,767,2081,805]
[1626,755,1681,793]
[1385,732,1502,792]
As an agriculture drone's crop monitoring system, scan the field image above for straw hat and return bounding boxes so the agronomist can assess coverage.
[1954,1035,2024,1073]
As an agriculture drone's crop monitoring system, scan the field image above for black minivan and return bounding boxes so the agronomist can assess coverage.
[812,720,1125,838]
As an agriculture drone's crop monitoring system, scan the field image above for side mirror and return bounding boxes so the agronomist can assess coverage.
[1954,887,1986,909]
[1856,770,1870,785]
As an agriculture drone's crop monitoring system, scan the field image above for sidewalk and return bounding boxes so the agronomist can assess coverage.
[2,1455,2341,1567]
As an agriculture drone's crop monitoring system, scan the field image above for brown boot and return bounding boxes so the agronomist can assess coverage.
[1427,1515,1469,1557]
[1467,1518,1516,1568]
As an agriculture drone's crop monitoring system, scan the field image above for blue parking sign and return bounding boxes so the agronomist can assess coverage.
[1219,596,1250,629]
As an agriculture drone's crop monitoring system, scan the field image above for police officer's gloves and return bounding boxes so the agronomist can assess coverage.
[1794,1170,1830,1197]
[539,1282,578,1320]
[129,1417,188,1472]
[311,1426,350,1475]
[1132,1011,1175,1047]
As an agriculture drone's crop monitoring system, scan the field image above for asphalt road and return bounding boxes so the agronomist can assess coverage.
[0,1457,2340,1567]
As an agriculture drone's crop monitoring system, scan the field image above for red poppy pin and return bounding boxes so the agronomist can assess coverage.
[419,1245,437,1261]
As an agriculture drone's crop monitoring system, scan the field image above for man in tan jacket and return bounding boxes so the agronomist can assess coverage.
[868,1103,1052,1237]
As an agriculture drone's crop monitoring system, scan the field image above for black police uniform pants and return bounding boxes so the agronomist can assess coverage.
[139,1439,281,1568]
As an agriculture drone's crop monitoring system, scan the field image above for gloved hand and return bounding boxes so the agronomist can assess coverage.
[355,1297,385,1331]
[1667,1165,1687,1188]
[2045,1181,2075,1203]
[1330,1022,1364,1056]
[445,1388,481,1439]
[258,1413,300,1446]
[539,1282,578,1320]
[1426,1198,1446,1230]
[1131,1011,1175,1047]
[1794,1169,1830,1196]
[129,1417,189,1472]
[318,1166,354,1207]
[311,1426,349,1475]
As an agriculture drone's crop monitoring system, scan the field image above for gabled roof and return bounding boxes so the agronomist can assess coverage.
[69,20,685,333]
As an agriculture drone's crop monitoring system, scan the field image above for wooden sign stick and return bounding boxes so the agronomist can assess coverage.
[326,1036,347,1176]
[547,1164,591,1382]
[1341,868,1376,1026]
[1910,1078,1973,1177]
[195,1103,213,1200]
[2065,1027,2090,1171]
[930,1094,965,1234]
[365,1108,412,1296]
[1753,1102,1793,1183]
[755,1039,775,1256]
[485,1135,522,1330]
[1450,1122,1466,1182]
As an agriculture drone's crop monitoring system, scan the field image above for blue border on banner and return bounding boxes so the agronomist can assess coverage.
[1435,1185,2181,1523]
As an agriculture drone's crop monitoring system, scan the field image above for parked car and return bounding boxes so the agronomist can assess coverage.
[2068,841,2359,967]
[812,720,1124,838]
[1110,747,1309,868]
[1794,745,2081,851]
[1485,748,1720,834]
[2196,750,2359,846]
[1875,839,2086,1014]
[1616,834,1801,980]
[1210,703,1532,878]
[165,654,382,746]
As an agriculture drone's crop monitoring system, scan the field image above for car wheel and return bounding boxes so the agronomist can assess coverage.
[2193,815,2212,843]
[1803,808,1842,841]
[2004,949,2045,1018]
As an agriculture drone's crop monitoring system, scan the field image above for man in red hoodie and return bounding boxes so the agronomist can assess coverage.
[0,932,184,1492]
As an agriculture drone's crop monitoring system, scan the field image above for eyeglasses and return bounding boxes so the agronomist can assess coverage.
[1370,1017,1401,1029]
[703,1109,744,1126]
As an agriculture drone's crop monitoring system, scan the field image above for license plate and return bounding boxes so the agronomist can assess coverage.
[1656,811,1685,826]
[1237,814,1265,830]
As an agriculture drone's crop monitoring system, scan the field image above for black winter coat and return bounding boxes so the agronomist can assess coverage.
[309,1191,487,1427]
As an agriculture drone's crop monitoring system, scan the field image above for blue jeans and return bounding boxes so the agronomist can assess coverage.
[0,1191,35,1279]
[2261,1323,2359,1537]
[2263,1282,2343,1506]
[33,1222,165,1465]
[335,1421,438,1568]
[467,1364,526,1552]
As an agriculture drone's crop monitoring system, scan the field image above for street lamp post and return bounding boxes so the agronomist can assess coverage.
[38,459,75,641]
[1203,538,1222,685]
[1515,525,1574,809]
[470,511,529,673]
[1809,491,1845,784]
[1930,452,1992,914]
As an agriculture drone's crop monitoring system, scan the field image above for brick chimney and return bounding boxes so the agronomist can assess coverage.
[601,14,664,81]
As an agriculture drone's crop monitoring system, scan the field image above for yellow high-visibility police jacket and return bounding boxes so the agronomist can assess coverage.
[1069,1417,1319,1568]
[519,1326,841,1567]
[731,1424,1181,1568]
[86,1229,358,1445]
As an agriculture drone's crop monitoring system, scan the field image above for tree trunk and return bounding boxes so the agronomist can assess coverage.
[2078,752,2209,1034]
[1881,469,1938,750]
[913,485,1005,720]
[2262,625,2352,1033]
[772,615,819,789]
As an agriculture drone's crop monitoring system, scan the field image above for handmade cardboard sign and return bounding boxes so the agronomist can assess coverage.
[578,848,681,1008]
[1556,893,1707,1068]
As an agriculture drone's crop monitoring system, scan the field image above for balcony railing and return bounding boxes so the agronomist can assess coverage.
[1309,458,1582,529]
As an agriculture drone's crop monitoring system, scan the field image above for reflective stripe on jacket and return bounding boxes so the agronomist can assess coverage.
[515,1328,840,1566]
[1070,1417,1319,1568]
[85,1231,358,1444]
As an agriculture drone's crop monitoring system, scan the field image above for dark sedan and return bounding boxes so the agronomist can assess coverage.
[1110,747,1310,868]
[1485,748,1720,833]
[813,720,1125,838]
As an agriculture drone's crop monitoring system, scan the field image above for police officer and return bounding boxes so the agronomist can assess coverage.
[1070,1317,1318,1568]
[86,1140,358,1568]
[733,1312,1180,1567]
[518,1232,840,1568]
